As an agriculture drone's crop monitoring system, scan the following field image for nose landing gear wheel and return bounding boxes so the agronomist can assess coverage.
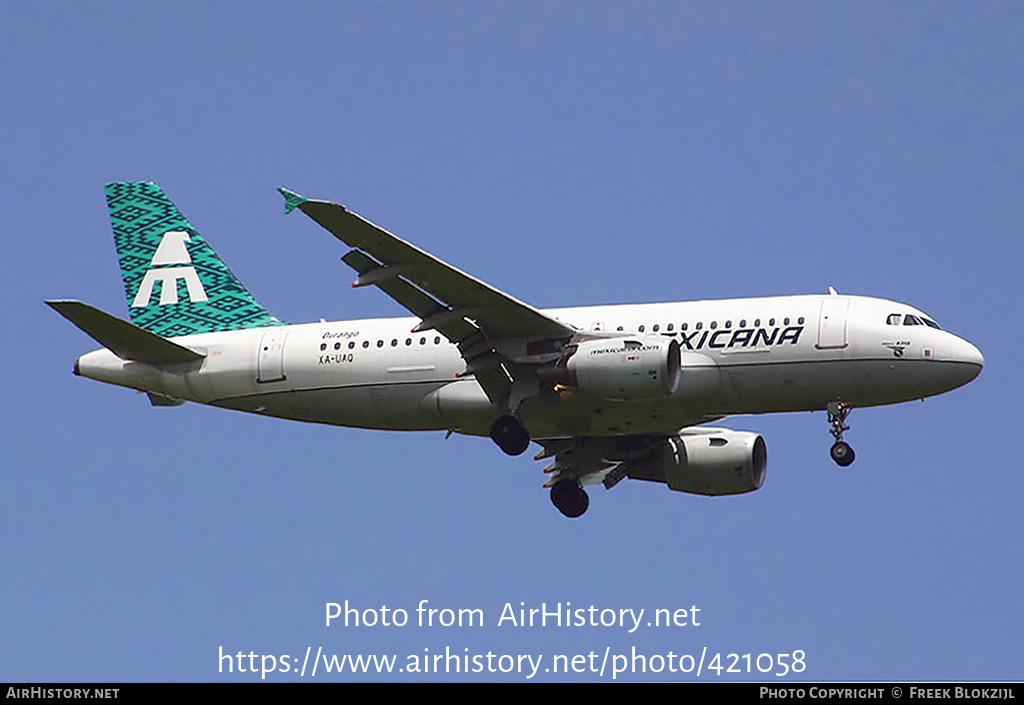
[830,441,855,467]
[489,415,530,456]
[550,480,589,518]
[826,400,856,467]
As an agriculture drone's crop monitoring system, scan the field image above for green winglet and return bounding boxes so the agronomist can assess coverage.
[278,187,308,215]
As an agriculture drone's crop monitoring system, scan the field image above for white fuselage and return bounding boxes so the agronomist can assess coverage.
[74,294,984,440]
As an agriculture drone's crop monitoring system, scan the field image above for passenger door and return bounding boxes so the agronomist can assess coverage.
[817,298,849,349]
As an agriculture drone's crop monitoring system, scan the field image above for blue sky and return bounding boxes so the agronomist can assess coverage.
[3,2,1021,681]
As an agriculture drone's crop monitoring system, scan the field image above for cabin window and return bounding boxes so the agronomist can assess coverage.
[616,325,624,331]
[320,343,327,351]
[798,317,805,325]
[681,323,688,331]
[769,318,776,326]
[653,324,660,332]
[377,340,384,348]
[754,319,761,327]
[784,317,790,325]
[435,336,441,344]
[710,321,717,329]
[349,342,355,349]
[362,341,369,348]
[696,322,703,330]
[638,325,645,332]
[739,319,746,328]
[667,323,674,332]
[420,337,426,345]
[334,342,341,350]
[725,320,732,329]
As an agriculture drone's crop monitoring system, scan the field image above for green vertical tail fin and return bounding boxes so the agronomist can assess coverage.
[105,182,283,337]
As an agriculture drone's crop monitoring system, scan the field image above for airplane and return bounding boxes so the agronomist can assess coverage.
[48,182,984,518]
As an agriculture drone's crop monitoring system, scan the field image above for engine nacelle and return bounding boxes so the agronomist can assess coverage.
[629,428,767,496]
[561,336,681,401]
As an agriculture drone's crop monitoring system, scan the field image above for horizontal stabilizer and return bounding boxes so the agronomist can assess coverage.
[46,300,205,365]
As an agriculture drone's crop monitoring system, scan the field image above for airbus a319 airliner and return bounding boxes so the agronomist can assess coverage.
[48,183,984,517]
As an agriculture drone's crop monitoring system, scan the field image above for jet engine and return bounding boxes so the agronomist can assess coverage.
[541,336,681,401]
[627,428,767,496]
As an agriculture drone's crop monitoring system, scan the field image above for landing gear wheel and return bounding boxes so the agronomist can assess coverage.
[550,480,589,518]
[489,415,530,456]
[826,400,855,467]
[830,441,855,467]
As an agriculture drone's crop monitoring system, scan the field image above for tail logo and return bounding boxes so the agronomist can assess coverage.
[131,230,209,307]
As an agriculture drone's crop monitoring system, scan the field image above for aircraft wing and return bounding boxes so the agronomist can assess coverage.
[281,188,578,403]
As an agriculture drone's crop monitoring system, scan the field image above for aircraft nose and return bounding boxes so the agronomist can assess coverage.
[949,336,984,384]
[964,340,984,370]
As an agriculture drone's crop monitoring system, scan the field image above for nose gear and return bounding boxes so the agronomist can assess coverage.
[826,400,855,467]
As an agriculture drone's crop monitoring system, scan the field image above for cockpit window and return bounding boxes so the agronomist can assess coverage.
[890,312,942,329]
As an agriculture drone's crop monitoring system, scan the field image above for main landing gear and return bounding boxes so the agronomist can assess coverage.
[826,400,855,467]
[488,415,589,517]
[489,415,530,456]
[550,479,589,518]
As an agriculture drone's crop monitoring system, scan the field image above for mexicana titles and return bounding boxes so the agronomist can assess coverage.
[676,324,804,351]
